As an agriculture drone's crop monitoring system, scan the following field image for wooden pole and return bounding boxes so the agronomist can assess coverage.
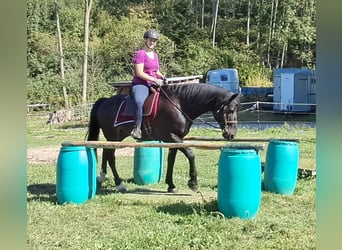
[62,136,300,150]
[62,141,267,150]
[61,140,315,177]
[62,141,229,149]
[183,136,300,143]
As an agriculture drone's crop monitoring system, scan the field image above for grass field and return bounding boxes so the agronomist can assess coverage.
[27,115,316,249]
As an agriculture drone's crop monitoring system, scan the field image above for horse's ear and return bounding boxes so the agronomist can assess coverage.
[228,93,241,103]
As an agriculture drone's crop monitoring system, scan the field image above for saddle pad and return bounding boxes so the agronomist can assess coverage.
[122,97,135,116]
[113,98,135,127]
[114,92,160,127]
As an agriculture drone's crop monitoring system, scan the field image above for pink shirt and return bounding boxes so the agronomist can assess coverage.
[132,49,160,87]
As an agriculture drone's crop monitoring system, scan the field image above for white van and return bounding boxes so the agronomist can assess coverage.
[205,68,240,93]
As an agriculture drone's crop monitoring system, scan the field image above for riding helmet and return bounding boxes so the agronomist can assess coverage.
[143,29,159,40]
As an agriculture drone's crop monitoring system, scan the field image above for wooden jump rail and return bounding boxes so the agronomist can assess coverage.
[61,137,315,178]
[183,136,300,143]
[62,141,240,150]
[61,137,300,150]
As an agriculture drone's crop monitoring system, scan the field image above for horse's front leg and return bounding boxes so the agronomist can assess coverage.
[165,148,178,193]
[179,147,198,192]
[101,148,126,193]
[165,147,198,193]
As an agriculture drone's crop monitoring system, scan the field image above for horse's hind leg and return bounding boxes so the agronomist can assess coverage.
[103,148,127,193]
[165,148,178,193]
[96,149,107,183]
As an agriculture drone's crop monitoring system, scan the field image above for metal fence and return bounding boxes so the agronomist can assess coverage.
[27,101,316,130]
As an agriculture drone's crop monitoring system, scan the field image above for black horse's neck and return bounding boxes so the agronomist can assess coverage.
[162,83,232,120]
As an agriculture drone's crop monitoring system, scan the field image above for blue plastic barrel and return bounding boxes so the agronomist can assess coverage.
[133,141,164,185]
[217,147,261,219]
[263,140,299,195]
[86,147,97,200]
[56,146,97,204]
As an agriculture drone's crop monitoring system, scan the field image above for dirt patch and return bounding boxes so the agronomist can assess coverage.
[27,146,134,164]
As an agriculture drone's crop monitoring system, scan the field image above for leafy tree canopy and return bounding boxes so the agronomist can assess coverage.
[27,0,316,107]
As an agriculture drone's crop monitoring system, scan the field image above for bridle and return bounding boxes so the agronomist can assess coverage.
[215,104,238,132]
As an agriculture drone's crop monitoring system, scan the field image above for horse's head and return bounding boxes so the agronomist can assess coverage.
[213,93,241,140]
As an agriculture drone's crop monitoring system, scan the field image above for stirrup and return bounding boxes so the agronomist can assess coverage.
[131,127,142,139]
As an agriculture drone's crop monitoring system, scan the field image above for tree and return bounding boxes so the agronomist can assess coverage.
[212,0,220,48]
[55,0,68,108]
[26,0,316,107]
[82,0,93,103]
[246,0,251,46]
[266,0,279,68]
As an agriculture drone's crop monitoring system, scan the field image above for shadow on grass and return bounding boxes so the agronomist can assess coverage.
[95,182,193,197]
[47,120,88,130]
[95,177,192,197]
[155,199,219,216]
[126,188,193,197]
[58,123,88,130]
[27,183,57,203]
[96,186,118,195]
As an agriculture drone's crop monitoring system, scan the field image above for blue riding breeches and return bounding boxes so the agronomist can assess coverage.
[132,84,150,127]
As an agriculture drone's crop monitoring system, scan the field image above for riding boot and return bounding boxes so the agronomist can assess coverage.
[131,125,142,139]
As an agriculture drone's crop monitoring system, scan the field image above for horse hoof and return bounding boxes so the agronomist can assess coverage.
[188,181,199,193]
[189,185,199,193]
[167,187,178,193]
[117,188,127,193]
[116,182,127,193]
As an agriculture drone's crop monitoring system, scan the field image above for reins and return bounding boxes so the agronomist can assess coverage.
[159,87,195,123]
[158,86,236,129]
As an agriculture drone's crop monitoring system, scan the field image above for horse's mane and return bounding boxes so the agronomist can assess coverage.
[162,83,230,104]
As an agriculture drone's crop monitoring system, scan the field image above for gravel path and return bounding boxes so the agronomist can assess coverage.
[27,146,134,164]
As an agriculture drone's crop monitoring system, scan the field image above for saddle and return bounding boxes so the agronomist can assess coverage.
[113,90,160,128]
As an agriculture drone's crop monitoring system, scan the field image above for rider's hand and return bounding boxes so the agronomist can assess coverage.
[154,78,164,86]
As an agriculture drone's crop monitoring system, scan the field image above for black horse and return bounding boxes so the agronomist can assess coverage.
[87,83,241,193]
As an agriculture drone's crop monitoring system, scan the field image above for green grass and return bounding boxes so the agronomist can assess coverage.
[27,115,316,249]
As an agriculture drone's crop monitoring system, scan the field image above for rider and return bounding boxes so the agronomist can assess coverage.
[130,29,165,140]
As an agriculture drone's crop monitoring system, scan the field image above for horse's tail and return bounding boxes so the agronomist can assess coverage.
[86,98,107,141]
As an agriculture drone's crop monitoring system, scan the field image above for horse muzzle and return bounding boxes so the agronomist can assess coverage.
[222,131,236,141]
